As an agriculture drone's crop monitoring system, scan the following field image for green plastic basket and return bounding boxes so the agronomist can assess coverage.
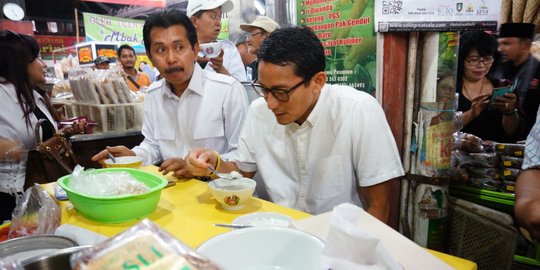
[57,168,168,224]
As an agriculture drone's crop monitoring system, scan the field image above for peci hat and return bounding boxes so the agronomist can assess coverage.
[240,16,280,33]
[94,56,110,65]
[499,23,535,39]
[187,0,233,17]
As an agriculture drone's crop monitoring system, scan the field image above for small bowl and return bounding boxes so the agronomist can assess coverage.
[57,168,168,223]
[208,178,256,210]
[199,42,222,58]
[197,227,324,270]
[104,156,143,169]
[233,212,293,228]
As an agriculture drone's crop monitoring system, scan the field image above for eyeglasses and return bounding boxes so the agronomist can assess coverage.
[465,56,494,66]
[247,31,265,38]
[251,78,308,102]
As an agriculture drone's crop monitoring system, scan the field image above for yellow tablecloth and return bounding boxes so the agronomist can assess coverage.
[48,166,476,270]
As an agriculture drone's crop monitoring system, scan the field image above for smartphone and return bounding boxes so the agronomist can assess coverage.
[489,86,512,109]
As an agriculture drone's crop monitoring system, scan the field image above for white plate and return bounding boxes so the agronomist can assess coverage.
[233,212,293,228]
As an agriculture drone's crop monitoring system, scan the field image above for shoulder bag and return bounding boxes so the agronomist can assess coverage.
[25,119,78,189]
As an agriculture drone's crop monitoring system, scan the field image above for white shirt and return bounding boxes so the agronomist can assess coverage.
[227,84,405,214]
[132,64,249,165]
[0,80,57,193]
[203,39,247,82]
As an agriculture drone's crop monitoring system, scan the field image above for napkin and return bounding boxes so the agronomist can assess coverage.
[55,224,108,246]
[321,203,402,270]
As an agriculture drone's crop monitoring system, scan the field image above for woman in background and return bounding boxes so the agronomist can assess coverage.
[0,31,82,221]
[457,31,520,142]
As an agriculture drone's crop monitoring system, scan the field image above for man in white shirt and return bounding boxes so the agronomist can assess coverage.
[92,9,249,178]
[187,0,247,81]
[183,27,404,222]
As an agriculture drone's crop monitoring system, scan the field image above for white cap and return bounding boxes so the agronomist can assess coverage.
[240,16,280,33]
[187,0,234,17]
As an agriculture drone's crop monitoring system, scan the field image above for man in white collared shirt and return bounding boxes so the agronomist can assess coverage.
[187,0,247,81]
[183,27,404,222]
[92,10,248,178]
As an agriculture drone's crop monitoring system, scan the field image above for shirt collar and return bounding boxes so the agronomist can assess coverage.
[304,84,328,126]
[162,63,205,99]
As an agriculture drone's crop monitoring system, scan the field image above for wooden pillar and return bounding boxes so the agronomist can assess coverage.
[381,32,408,230]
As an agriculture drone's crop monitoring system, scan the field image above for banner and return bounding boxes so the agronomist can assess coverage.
[83,12,146,53]
[374,0,501,32]
[297,0,377,94]
[36,35,85,60]
[80,0,166,8]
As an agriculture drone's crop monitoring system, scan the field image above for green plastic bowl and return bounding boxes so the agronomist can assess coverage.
[57,168,168,224]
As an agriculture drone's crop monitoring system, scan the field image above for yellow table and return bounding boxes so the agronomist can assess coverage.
[49,166,475,270]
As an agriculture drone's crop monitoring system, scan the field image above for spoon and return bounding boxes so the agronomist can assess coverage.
[107,152,117,163]
[207,165,234,179]
[213,223,253,229]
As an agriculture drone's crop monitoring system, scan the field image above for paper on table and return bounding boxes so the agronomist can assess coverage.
[321,204,402,269]
[292,203,453,270]
[55,224,108,246]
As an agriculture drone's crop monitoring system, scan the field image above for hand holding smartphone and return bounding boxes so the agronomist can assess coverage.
[489,86,512,109]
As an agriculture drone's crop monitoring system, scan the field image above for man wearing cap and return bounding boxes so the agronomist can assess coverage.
[492,23,540,140]
[240,16,280,81]
[94,56,110,70]
[187,0,247,81]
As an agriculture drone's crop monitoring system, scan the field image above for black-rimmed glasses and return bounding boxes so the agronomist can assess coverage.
[465,56,494,66]
[251,79,308,102]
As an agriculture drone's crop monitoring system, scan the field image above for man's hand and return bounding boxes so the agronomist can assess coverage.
[159,158,193,179]
[91,146,135,166]
[492,93,517,114]
[515,169,540,241]
[185,148,218,176]
[209,51,230,76]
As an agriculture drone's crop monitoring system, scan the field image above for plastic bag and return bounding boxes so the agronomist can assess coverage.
[71,219,220,270]
[7,185,61,239]
[0,260,24,270]
[453,132,483,153]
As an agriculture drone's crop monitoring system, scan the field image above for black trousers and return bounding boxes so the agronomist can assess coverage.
[0,192,16,222]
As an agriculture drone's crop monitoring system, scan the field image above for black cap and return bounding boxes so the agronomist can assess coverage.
[499,23,535,39]
[94,56,110,65]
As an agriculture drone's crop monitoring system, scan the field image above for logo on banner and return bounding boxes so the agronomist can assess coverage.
[456,3,463,12]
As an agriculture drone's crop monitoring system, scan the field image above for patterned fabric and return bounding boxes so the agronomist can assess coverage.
[523,107,540,170]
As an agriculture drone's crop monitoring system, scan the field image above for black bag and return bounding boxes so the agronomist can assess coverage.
[25,119,78,189]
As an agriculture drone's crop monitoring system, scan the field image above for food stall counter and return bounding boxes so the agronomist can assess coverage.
[44,166,476,269]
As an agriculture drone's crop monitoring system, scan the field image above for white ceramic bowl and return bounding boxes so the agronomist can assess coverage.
[233,212,293,228]
[199,42,222,58]
[104,156,143,169]
[208,178,256,210]
[197,227,324,270]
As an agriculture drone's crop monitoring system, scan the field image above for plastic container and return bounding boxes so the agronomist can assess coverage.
[57,168,167,223]
[74,102,143,134]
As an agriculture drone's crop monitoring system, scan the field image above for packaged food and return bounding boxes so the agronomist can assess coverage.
[502,181,515,193]
[453,132,483,153]
[501,168,521,181]
[466,153,498,168]
[496,143,525,157]
[500,156,523,169]
[468,167,501,179]
[470,178,501,191]
[481,140,497,153]
[72,219,220,270]
[451,167,469,184]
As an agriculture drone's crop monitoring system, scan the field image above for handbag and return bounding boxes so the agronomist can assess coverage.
[25,119,78,189]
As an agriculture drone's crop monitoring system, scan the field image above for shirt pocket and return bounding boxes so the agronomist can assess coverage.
[309,155,345,200]
[193,119,225,139]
